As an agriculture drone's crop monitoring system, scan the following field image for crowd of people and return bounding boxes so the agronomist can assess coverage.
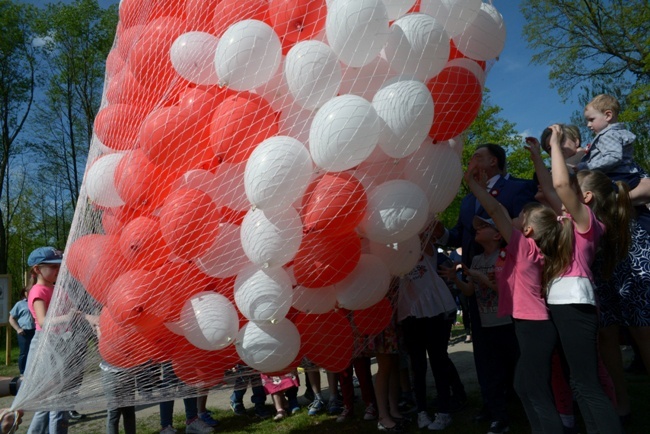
[3,93,649,434]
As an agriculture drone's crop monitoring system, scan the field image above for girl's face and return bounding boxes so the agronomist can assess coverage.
[36,263,60,286]
[561,136,580,158]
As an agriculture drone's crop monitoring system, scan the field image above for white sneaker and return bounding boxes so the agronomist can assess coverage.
[428,413,452,430]
[185,418,215,434]
[160,426,177,434]
[418,411,433,429]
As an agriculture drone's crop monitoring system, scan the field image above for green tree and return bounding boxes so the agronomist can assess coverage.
[438,91,534,228]
[521,0,650,164]
[0,0,40,275]
[30,0,117,215]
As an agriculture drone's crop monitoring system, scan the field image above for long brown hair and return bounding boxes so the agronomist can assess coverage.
[520,203,574,295]
[576,170,632,279]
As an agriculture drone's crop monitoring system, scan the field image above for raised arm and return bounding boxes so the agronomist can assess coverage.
[549,124,590,232]
[464,164,513,243]
[525,136,563,215]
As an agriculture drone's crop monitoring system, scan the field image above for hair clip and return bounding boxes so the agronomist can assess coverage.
[557,215,571,222]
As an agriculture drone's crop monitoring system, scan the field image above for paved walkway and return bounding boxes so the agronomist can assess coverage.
[2,337,478,433]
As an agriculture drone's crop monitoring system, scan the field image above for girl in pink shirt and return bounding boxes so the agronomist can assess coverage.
[463,164,568,433]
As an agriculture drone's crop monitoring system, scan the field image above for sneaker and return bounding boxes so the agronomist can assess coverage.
[308,399,324,416]
[68,411,84,420]
[288,398,301,415]
[255,404,272,419]
[428,413,452,430]
[328,398,343,415]
[230,401,246,416]
[336,407,354,423]
[364,403,378,421]
[186,418,215,434]
[199,411,219,427]
[417,411,433,429]
[160,426,177,434]
[486,420,509,434]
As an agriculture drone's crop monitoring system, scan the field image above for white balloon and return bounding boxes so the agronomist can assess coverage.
[309,94,380,172]
[446,57,486,86]
[335,254,390,310]
[369,235,421,276]
[360,179,429,243]
[254,56,293,113]
[171,292,239,350]
[235,265,293,323]
[285,41,342,110]
[85,153,125,208]
[402,140,463,214]
[215,20,282,91]
[170,31,220,85]
[278,104,315,146]
[452,2,506,61]
[212,162,248,211]
[382,0,417,20]
[339,56,395,101]
[384,13,450,81]
[195,223,248,278]
[244,136,313,210]
[292,285,337,314]
[326,0,390,67]
[419,0,482,37]
[236,319,301,373]
[372,80,434,158]
[173,169,219,200]
[353,158,406,193]
[240,207,303,268]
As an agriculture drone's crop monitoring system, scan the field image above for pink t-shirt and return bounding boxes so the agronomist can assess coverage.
[496,229,549,320]
[28,283,54,331]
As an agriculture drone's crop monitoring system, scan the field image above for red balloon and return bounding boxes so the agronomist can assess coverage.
[171,341,241,387]
[448,39,486,69]
[268,0,326,43]
[127,17,187,98]
[295,311,353,373]
[151,260,213,311]
[302,172,367,235]
[427,66,482,142]
[352,298,393,336]
[66,234,106,283]
[177,86,235,122]
[85,238,135,306]
[209,92,278,163]
[138,106,214,175]
[98,309,151,368]
[293,232,361,288]
[159,188,222,260]
[105,49,126,80]
[407,0,421,13]
[212,0,269,37]
[114,149,171,211]
[101,206,147,235]
[140,322,186,362]
[118,0,186,31]
[93,103,148,151]
[106,269,174,330]
[185,0,219,33]
[119,216,171,270]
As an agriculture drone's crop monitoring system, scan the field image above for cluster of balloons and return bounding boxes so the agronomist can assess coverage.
[71,0,505,387]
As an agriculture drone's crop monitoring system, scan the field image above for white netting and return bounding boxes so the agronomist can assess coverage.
[13,0,505,411]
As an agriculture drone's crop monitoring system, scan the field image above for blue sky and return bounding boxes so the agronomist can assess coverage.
[57,0,578,141]
[486,0,579,140]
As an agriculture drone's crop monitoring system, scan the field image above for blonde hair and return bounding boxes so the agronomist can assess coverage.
[520,203,573,295]
[576,170,632,279]
[586,94,621,117]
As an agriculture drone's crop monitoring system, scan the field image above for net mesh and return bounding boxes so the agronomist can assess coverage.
[13,0,505,411]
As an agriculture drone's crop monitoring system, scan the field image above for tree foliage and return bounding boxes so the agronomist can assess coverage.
[521,0,650,149]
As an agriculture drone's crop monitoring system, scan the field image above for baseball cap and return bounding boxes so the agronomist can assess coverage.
[472,216,496,230]
[28,247,63,267]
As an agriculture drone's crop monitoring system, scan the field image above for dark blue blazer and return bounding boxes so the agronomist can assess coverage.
[446,176,537,266]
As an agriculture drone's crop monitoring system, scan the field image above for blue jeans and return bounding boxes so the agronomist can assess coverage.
[159,363,198,427]
[230,367,266,405]
[17,328,35,375]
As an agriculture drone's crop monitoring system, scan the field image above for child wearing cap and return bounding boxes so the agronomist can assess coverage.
[439,215,516,433]
[23,246,71,434]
